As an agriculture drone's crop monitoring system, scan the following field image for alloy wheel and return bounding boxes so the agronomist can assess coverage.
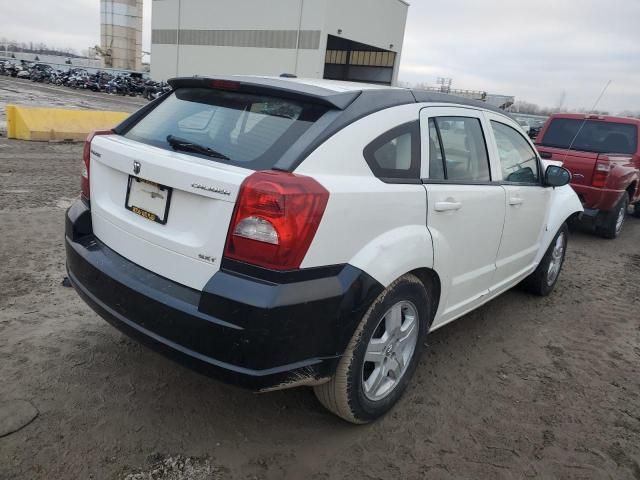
[362,301,419,401]
[615,203,626,234]
[546,232,566,286]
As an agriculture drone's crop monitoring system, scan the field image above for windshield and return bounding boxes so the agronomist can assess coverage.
[124,88,328,169]
[540,118,638,154]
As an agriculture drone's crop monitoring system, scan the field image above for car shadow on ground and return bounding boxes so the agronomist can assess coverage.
[71,278,536,426]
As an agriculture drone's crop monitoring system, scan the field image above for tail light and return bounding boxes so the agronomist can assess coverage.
[224,171,329,270]
[592,155,610,188]
[81,130,112,200]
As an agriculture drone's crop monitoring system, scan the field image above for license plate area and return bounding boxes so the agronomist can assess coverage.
[125,176,173,225]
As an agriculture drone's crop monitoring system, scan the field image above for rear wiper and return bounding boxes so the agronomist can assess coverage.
[166,135,230,160]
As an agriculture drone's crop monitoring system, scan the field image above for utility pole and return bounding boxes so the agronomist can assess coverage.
[556,90,567,112]
[436,77,452,94]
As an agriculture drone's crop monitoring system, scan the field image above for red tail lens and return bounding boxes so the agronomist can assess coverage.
[81,130,112,200]
[224,171,329,270]
[209,79,240,90]
[592,155,610,188]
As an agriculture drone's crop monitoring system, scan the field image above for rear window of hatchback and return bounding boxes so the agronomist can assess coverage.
[124,88,328,169]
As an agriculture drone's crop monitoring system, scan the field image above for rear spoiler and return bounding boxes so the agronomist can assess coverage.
[167,76,361,110]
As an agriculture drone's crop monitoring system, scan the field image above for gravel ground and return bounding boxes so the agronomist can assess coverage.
[1,83,639,480]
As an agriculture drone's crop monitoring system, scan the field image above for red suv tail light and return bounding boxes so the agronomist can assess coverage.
[224,171,329,270]
[81,130,112,200]
[592,155,610,189]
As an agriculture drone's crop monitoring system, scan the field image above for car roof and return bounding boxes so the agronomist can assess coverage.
[243,76,513,117]
[169,75,514,120]
[154,75,518,172]
[242,75,397,93]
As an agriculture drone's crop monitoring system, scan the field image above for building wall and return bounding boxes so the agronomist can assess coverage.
[151,0,328,80]
[101,0,143,71]
[323,0,407,53]
[151,0,408,83]
[324,0,408,84]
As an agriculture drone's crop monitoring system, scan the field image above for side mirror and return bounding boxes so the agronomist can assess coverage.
[545,165,571,187]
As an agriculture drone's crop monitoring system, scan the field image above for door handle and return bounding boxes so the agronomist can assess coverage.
[509,197,524,206]
[540,151,552,159]
[434,201,462,212]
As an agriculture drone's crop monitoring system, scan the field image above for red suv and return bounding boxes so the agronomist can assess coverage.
[536,114,640,238]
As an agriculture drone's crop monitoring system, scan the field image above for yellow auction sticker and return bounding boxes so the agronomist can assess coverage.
[132,206,157,222]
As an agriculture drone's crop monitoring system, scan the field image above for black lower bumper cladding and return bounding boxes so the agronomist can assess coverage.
[65,199,383,390]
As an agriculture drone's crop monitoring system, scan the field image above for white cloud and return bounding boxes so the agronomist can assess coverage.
[1,0,637,112]
[397,0,640,112]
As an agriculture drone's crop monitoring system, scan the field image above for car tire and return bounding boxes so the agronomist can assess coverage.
[630,201,640,218]
[521,223,569,297]
[313,274,431,424]
[596,193,629,239]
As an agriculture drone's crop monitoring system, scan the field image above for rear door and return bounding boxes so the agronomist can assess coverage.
[89,87,327,290]
[420,106,505,326]
[485,113,550,289]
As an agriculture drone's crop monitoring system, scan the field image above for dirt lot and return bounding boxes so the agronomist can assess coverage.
[0,76,146,132]
[1,80,639,480]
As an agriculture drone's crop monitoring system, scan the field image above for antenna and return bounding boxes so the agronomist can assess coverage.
[561,80,612,163]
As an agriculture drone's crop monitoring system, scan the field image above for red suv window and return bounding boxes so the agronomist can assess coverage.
[540,118,638,155]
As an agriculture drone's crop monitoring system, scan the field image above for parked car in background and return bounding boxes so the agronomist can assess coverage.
[66,76,581,423]
[516,118,531,135]
[536,113,640,238]
[15,67,30,79]
[29,63,53,82]
[528,119,547,140]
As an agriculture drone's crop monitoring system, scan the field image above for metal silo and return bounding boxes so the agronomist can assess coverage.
[100,0,143,71]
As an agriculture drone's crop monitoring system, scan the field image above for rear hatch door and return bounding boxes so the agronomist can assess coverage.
[89,84,331,290]
[90,135,249,290]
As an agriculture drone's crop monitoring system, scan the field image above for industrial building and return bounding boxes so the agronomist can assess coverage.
[150,0,409,85]
[100,0,143,71]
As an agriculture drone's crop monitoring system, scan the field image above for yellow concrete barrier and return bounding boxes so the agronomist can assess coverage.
[6,105,129,142]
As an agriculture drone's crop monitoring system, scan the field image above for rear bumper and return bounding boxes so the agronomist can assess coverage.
[65,199,383,391]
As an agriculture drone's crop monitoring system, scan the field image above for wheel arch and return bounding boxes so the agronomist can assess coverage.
[346,224,442,328]
[348,224,435,289]
[408,267,441,327]
[626,180,637,200]
[536,185,583,264]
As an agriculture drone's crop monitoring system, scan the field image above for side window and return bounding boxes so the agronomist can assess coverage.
[491,121,540,184]
[427,116,491,182]
[363,122,420,181]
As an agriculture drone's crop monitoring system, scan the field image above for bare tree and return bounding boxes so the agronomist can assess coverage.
[511,100,542,115]
[617,110,640,118]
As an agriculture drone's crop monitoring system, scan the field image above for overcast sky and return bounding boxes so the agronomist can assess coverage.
[1,0,638,113]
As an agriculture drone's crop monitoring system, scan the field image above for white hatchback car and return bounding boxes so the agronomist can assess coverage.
[66,76,582,423]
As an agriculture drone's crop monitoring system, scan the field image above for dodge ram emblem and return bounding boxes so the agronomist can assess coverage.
[133,161,141,175]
